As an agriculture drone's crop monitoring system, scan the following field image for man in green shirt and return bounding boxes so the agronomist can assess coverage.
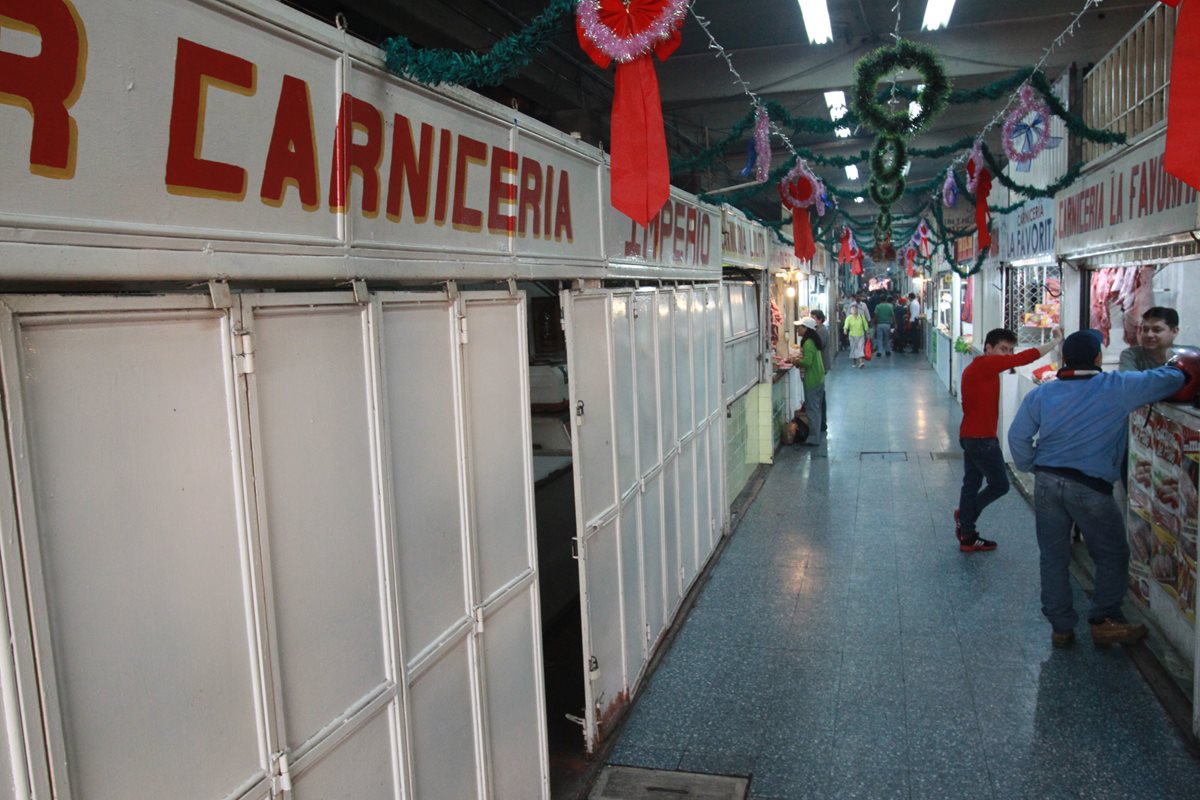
[873,294,896,357]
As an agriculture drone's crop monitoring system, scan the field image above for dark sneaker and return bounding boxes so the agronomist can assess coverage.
[1090,618,1147,646]
[1051,629,1075,648]
[959,535,998,552]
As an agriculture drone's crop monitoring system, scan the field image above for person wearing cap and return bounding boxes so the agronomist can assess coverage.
[796,317,825,446]
[1008,329,1191,647]
[811,309,833,375]
[956,327,1063,552]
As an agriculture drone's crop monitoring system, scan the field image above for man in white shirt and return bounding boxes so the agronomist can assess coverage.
[905,292,923,353]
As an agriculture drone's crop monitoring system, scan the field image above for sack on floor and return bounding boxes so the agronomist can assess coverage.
[782,420,799,445]
[864,337,873,361]
[792,412,810,444]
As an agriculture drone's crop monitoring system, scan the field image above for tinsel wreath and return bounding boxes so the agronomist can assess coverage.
[576,0,687,225]
[1003,84,1061,171]
[852,41,951,139]
[778,163,824,260]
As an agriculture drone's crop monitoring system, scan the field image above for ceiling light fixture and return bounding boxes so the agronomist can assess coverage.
[909,83,925,121]
[922,0,955,31]
[854,196,864,204]
[824,90,851,138]
[845,165,859,180]
[798,0,834,44]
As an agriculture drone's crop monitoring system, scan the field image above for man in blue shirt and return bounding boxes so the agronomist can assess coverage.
[1008,329,1189,648]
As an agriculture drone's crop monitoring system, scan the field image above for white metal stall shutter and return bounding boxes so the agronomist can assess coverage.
[0,296,269,800]
[564,285,724,752]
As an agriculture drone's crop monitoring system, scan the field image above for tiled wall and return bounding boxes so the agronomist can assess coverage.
[725,382,778,501]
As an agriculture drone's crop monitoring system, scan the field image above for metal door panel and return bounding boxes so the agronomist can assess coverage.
[678,440,698,585]
[696,425,713,554]
[661,457,681,612]
[633,292,660,473]
[290,710,396,799]
[569,295,618,526]
[378,300,470,661]
[709,422,724,541]
[618,500,644,684]
[673,290,693,436]
[707,287,723,415]
[244,302,387,752]
[9,307,262,799]
[692,292,707,429]
[480,587,548,800]
[408,639,479,799]
[581,517,624,732]
[611,295,637,496]
[656,292,677,451]
[640,473,666,641]
[462,297,535,603]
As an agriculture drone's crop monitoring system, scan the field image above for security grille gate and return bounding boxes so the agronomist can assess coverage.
[563,285,725,752]
[0,291,548,799]
[1003,263,1063,346]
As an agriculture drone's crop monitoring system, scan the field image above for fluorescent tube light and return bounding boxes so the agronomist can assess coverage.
[922,0,955,30]
[845,165,859,180]
[824,91,851,138]
[854,196,864,204]
[909,84,925,121]
[799,0,833,44]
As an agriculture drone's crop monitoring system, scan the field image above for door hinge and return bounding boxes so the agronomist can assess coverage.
[587,655,600,682]
[234,329,255,375]
[473,606,485,634]
[458,314,469,345]
[574,400,585,425]
[271,751,292,795]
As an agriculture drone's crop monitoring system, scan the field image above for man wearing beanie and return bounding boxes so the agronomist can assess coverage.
[1008,329,1190,647]
[956,328,1062,552]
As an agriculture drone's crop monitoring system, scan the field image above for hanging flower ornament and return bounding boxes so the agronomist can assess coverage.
[1003,84,1062,172]
[778,163,824,261]
[966,139,986,193]
[576,0,688,225]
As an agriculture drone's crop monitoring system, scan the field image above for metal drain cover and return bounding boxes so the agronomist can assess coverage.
[859,451,908,461]
[590,766,748,799]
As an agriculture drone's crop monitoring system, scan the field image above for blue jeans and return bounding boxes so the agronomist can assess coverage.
[875,323,892,355]
[804,382,825,444]
[1034,471,1128,631]
[958,437,1009,534]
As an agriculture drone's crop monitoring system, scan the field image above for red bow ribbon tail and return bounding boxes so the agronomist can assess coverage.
[851,252,864,276]
[610,58,671,226]
[1163,0,1200,188]
[793,208,815,261]
[975,168,993,253]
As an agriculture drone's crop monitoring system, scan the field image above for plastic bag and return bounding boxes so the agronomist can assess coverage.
[864,337,873,361]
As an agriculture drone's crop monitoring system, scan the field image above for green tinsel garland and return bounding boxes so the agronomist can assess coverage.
[383,0,574,87]
[870,135,908,183]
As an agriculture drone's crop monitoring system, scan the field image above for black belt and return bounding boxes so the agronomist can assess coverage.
[1035,465,1113,495]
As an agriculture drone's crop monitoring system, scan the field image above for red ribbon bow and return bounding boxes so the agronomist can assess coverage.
[966,158,993,253]
[576,1,683,225]
[1163,0,1200,189]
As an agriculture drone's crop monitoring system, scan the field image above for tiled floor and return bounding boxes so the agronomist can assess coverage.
[606,350,1200,799]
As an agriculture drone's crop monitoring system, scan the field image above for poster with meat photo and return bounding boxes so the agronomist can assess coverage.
[1151,413,1184,538]
[1128,406,1155,514]
[1127,509,1154,604]
[1177,424,1200,621]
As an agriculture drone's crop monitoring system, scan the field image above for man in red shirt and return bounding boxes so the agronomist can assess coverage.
[957,327,1063,551]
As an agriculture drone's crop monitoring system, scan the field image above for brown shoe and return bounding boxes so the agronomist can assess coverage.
[1051,629,1075,648]
[1089,618,1147,646]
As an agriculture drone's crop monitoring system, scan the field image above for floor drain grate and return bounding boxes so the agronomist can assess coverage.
[929,451,963,460]
[590,766,748,799]
[859,451,908,462]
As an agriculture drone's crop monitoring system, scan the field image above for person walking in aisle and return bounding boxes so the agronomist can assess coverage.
[844,303,870,368]
[906,292,922,353]
[956,327,1062,551]
[796,317,826,446]
[812,309,833,436]
[1009,330,1197,646]
[873,294,895,357]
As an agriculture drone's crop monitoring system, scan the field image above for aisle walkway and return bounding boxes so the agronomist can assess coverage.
[604,351,1200,799]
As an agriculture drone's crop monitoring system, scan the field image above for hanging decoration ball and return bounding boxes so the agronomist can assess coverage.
[942,168,958,207]
[753,106,772,184]
[1003,84,1060,169]
[577,0,690,64]
[851,41,951,138]
[869,135,908,184]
